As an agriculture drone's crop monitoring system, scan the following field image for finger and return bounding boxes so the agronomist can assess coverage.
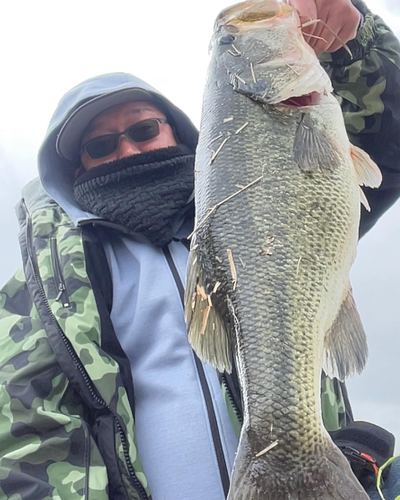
[310,16,326,41]
[335,16,359,45]
[326,27,350,53]
[301,23,317,44]
[289,0,318,23]
[326,40,346,53]
[300,19,317,37]
[322,20,355,52]
[299,16,323,47]
[312,32,335,53]
[325,24,357,53]
[307,33,330,52]
[312,0,360,51]
[299,25,325,48]
[309,17,335,51]
[310,0,333,40]
[312,12,345,53]
[289,0,318,36]
[300,31,312,45]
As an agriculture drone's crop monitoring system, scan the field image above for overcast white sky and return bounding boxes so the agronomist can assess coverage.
[0,0,399,452]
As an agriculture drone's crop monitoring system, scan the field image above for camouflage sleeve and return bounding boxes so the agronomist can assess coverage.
[0,271,106,499]
[320,0,400,237]
[321,374,354,432]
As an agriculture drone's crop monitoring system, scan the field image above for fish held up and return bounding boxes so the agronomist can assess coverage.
[185,1,381,499]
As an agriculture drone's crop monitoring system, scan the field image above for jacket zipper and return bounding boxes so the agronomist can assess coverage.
[23,202,148,500]
[220,374,243,426]
[163,245,231,498]
[50,238,70,307]
[81,419,91,500]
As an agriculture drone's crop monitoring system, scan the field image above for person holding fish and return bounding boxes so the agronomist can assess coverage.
[0,0,399,499]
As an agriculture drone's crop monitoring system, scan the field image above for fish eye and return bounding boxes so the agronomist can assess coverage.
[218,34,236,45]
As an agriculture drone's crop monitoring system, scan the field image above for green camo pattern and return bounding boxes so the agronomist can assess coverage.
[321,377,349,432]
[1,2,399,496]
[0,199,148,499]
[320,0,400,145]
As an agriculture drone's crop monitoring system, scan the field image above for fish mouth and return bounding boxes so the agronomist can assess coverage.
[215,0,293,30]
[280,92,322,108]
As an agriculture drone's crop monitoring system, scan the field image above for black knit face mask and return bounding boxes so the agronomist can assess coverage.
[73,144,195,247]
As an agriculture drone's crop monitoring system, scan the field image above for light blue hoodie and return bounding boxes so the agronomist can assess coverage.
[37,73,238,500]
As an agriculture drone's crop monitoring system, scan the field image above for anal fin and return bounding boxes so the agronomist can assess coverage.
[351,145,382,211]
[184,249,233,373]
[323,286,368,382]
[359,186,371,212]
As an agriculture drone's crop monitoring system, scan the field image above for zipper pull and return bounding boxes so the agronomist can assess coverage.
[56,283,70,307]
[55,283,65,301]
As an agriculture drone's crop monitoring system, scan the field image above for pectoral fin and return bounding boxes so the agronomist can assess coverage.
[323,287,368,382]
[185,248,233,373]
[294,113,342,174]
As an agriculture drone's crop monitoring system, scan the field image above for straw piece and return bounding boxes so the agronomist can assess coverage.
[227,249,238,291]
[255,440,279,458]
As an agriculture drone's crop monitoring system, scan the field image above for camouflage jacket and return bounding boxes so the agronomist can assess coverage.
[1,2,400,499]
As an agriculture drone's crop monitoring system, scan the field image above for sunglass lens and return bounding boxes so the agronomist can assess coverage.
[86,135,118,159]
[127,119,160,143]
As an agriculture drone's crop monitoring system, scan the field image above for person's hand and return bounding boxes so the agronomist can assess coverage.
[286,0,361,54]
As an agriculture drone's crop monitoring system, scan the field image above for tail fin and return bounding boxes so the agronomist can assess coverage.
[227,431,369,500]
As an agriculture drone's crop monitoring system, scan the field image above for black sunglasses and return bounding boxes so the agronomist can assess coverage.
[82,117,168,159]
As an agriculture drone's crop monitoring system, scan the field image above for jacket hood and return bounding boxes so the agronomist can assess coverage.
[37,72,198,224]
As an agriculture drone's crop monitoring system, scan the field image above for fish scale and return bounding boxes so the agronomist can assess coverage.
[185,1,381,498]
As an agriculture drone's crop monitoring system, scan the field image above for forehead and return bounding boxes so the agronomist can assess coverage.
[83,101,166,137]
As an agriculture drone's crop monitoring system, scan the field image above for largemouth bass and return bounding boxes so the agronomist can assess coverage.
[184,1,382,499]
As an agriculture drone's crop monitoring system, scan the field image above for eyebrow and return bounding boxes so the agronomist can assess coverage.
[83,106,160,138]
